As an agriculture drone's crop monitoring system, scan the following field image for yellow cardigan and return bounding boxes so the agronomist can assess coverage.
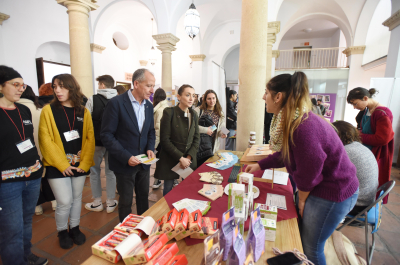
[39,104,95,173]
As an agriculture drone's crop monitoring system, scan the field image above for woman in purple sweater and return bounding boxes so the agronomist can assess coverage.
[246,72,359,265]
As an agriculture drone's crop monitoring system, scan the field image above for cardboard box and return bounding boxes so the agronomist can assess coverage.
[228,183,245,219]
[114,214,145,235]
[91,230,129,263]
[238,172,253,194]
[174,210,202,241]
[168,209,189,240]
[165,254,188,265]
[146,243,179,265]
[161,208,179,233]
[119,233,169,265]
[261,218,276,242]
[255,203,278,221]
[190,217,218,239]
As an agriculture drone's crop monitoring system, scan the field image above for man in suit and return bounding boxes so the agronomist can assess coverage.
[101,69,156,222]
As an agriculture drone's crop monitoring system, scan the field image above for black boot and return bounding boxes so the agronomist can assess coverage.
[69,225,86,245]
[58,229,73,249]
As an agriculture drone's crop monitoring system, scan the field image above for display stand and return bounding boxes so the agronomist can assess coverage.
[240,147,275,188]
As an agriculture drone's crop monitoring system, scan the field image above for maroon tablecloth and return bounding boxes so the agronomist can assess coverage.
[164,162,298,246]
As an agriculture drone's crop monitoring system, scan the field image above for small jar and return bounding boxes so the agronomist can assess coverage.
[248,140,256,148]
[249,131,256,141]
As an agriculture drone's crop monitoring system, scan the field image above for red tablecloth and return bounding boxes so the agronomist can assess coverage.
[164,162,298,246]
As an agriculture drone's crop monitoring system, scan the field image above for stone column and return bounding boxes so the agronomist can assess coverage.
[236,0,268,151]
[90,43,105,93]
[57,0,98,97]
[383,10,400,166]
[342,45,366,125]
[272,50,280,77]
[267,22,280,81]
[153,33,180,94]
[189,54,206,95]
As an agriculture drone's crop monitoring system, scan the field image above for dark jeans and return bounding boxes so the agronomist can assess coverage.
[197,155,213,167]
[115,167,150,222]
[0,178,41,265]
[163,180,175,196]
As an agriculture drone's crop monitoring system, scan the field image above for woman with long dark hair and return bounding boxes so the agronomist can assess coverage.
[39,74,95,249]
[0,65,48,265]
[347,87,394,203]
[154,84,200,195]
[152,88,169,189]
[194,89,227,166]
[246,72,359,265]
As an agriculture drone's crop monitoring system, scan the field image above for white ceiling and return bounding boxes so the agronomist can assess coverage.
[281,19,339,40]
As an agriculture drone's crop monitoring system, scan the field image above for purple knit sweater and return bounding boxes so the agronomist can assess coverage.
[258,112,359,202]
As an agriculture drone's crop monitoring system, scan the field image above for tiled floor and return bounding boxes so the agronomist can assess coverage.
[1,165,400,264]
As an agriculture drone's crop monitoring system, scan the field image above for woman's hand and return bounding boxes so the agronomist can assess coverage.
[62,166,79,177]
[221,133,227,139]
[298,200,306,218]
[245,163,261,173]
[207,127,213,136]
[179,157,192,169]
[297,190,310,219]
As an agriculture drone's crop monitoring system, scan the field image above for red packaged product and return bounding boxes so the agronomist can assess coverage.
[165,254,188,265]
[161,208,179,233]
[174,210,202,241]
[147,243,179,265]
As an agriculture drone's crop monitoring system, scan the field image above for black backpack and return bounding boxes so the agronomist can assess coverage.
[197,110,214,160]
[92,95,109,146]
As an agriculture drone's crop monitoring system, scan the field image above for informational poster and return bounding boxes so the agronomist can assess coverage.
[309,93,336,123]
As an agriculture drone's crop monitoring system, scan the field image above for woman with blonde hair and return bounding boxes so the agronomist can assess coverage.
[246,72,359,265]
[39,74,95,249]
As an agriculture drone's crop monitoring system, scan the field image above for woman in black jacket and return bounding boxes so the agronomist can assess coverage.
[225,90,237,150]
[154,84,200,196]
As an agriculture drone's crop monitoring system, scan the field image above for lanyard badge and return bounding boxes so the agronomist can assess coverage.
[63,107,80,142]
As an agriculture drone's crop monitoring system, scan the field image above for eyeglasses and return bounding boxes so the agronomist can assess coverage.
[7,82,27,90]
[351,101,359,107]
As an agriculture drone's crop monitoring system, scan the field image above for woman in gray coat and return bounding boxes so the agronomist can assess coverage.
[154,85,200,196]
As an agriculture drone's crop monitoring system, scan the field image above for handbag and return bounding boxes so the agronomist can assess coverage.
[324,231,367,265]
[197,110,214,160]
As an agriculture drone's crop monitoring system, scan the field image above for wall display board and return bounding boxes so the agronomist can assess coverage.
[309,93,336,123]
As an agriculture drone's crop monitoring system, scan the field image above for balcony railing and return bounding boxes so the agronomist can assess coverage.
[275,47,347,70]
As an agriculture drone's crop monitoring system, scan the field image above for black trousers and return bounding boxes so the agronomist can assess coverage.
[36,177,56,205]
[115,167,150,222]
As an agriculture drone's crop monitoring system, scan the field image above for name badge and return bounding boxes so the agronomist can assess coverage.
[16,138,34,154]
[64,130,80,142]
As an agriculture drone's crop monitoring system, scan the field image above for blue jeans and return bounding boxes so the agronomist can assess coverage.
[48,176,86,231]
[89,146,116,200]
[163,180,174,196]
[300,189,359,265]
[0,178,41,265]
[225,129,236,151]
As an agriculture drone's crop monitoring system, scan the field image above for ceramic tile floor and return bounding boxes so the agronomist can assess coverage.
[1,164,400,264]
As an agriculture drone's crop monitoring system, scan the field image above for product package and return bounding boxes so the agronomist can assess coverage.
[227,183,245,220]
[203,230,223,265]
[173,198,211,215]
[244,244,255,265]
[229,223,246,265]
[255,203,278,221]
[114,214,145,235]
[146,243,179,265]
[198,184,224,201]
[91,230,129,263]
[165,254,189,265]
[161,208,179,234]
[261,218,277,242]
[190,217,218,239]
[174,209,203,241]
[115,233,169,265]
[169,208,190,240]
[199,171,224,185]
[247,206,265,262]
[220,207,236,261]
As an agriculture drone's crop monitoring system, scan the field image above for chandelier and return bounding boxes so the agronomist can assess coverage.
[149,18,157,65]
[184,2,200,39]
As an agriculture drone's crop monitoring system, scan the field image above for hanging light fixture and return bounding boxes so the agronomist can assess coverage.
[184,1,200,39]
[149,18,157,65]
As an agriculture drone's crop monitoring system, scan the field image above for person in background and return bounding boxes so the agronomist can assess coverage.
[85,75,119,213]
[198,93,204,106]
[347,87,394,204]
[317,99,325,115]
[39,74,95,249]
[154,84,200,195]
[225,90,237,150]
[101,69,155,222]
[195,89,227,166]
[0,65,48,265]
[192,93,200,108]
[332,121,378,225]
[152,88,169,189]
[311,98,322,115]
[355,109,365,130]
[38,83,54,106]
[246,72,359,265]
[18,86,57,215]
[114,85,127,95]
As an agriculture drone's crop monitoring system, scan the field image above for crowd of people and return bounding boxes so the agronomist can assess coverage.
[0,64,394,265]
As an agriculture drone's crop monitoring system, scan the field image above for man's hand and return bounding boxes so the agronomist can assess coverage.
[128,156,141,167]
[147,150,155,159]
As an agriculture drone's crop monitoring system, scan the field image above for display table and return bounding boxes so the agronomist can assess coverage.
[82,151,303,265]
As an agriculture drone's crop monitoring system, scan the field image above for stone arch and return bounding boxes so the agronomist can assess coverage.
[35,41,70,64]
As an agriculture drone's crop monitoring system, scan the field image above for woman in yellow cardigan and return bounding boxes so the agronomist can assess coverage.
[39,74,95,249]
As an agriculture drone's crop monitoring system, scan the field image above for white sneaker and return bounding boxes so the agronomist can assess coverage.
[106,200,118,213]
[51,200,57,211]
[35,205,43,215]
[85,201,104,212]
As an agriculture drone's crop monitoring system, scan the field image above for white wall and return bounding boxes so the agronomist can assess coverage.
[36,42,70,65]
[0,0,70,94]
[278,34,341,50]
